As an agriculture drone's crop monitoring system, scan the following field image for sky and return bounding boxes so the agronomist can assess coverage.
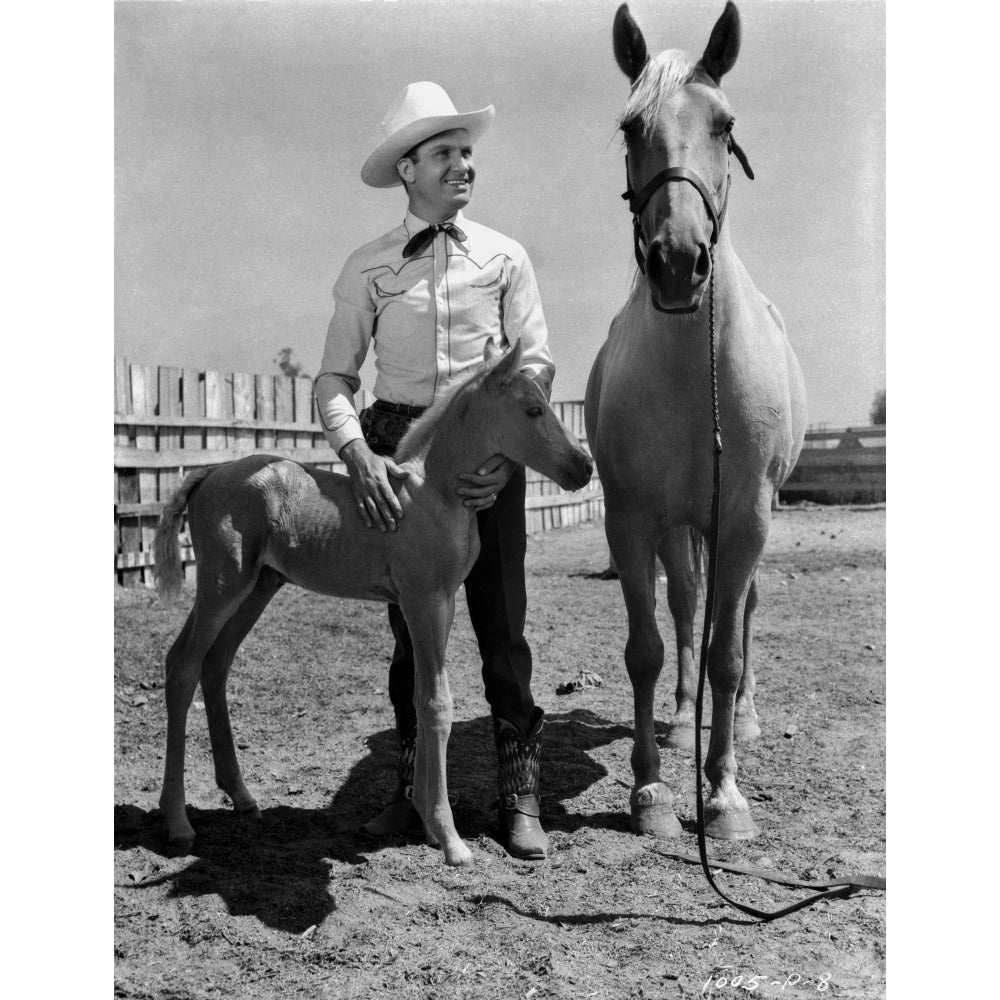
[115,0,885,427]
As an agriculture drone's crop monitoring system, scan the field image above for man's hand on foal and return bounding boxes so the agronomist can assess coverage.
[457,454,514,511]
[340,440,410,532]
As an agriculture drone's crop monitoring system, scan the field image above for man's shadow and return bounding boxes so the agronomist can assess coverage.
[115,708,634,934]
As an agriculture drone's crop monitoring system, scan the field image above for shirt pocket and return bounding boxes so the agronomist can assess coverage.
[457,257,507,335]
[368,266,432,323]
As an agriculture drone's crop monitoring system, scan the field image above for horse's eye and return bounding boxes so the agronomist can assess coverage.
[527,406,543,418]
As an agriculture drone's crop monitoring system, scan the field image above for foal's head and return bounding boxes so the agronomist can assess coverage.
[615,2,746,313]
[460,340,593,491]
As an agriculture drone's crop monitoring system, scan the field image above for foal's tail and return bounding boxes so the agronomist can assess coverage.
[153,466,216,598]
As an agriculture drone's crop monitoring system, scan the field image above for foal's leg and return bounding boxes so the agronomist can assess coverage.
[658,529,699,751]
[702,523,766,840]
[201,566,286,818]
[733,574,762,741]
[401,592,472,867]
[610,518,681,838]
[159,579,257,852]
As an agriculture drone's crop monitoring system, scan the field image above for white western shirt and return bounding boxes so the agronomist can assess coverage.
[315,209,556,455]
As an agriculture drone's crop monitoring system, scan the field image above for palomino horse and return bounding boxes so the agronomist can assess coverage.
[585,3,806,840]
[154,341,593,867]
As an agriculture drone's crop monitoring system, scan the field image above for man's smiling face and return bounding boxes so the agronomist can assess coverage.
[398,128,475,221]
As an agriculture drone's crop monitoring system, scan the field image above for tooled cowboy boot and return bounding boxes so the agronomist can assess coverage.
[494,707,549,860]
[360,727,420,838]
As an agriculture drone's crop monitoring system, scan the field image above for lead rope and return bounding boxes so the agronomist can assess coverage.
[687,247,884,921]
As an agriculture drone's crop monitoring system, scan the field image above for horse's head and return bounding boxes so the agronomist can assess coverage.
[478,340,593,491]
[615,2,751,314]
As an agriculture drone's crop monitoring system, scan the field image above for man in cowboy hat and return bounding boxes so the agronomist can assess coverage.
[315,82,556,860]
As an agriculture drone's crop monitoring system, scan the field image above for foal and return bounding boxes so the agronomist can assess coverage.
[154,341,592,867]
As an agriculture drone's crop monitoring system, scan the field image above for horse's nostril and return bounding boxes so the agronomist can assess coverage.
[694,244,711,282]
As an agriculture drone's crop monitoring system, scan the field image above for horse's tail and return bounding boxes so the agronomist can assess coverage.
[153,466,216,598]
[687,526,707,597]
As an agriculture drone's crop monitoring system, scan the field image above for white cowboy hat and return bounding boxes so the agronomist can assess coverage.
[361,81,495,188]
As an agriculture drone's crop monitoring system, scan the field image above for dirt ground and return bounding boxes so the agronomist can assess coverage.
[114,505,885,999]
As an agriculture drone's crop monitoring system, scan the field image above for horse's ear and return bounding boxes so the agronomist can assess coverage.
[613,4,648,83]
[483,337,504,365]
[485,339,524,392]
[700,1,741,84]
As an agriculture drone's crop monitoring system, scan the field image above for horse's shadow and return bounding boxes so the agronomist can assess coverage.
[115,708,634,934]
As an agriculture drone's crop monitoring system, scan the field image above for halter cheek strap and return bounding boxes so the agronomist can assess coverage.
[622,137,753,274]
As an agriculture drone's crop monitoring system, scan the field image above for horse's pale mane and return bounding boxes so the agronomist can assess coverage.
[618,49,697,137]
[394,360,492,460]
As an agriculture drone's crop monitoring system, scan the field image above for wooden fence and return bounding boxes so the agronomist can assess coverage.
[114,360,604,588]
[114,360,885,587]
[778,425,886,503]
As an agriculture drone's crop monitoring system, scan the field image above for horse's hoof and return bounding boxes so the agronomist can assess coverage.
[662,722,696,751]
[733,717,762,741]
[236,804,262,821]
[704,807,759,841]
[629,783,682,838]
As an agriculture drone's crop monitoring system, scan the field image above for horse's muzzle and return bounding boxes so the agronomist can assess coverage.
[560,450,594,491]
[645,238,711,312]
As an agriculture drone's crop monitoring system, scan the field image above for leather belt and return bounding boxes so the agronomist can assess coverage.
[372,399,427,419]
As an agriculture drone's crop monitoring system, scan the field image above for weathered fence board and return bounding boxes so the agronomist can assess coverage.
[115,361,882,585]
[114,360,604,586]
[778,426,885,502]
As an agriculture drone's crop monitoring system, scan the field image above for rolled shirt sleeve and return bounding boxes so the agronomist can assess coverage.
[314,259,376,455]
[503,247,556,400]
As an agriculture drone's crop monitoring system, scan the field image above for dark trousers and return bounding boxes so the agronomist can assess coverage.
[387,465,535,738]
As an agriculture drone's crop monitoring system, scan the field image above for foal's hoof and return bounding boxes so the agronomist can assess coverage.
[359,799,420,839]
[704,806,759,841]
[167,833,196,856]
[443,842,475,868]
[629,783,682,838]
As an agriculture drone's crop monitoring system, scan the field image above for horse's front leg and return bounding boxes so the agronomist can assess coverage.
[609,517,682,838]
[703,529,765,840]
[400,591,473,868]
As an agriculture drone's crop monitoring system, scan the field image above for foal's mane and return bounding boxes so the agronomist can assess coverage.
[394,358,496,461]
[618,49,697,138]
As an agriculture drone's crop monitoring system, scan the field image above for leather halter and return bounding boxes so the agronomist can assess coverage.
[621,135,754,275]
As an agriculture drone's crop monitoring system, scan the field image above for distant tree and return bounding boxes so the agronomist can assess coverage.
[275,347,303,378]
[869,388,886,425]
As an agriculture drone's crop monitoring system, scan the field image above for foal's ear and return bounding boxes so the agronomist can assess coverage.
[700,1,741,84]
[483,337,504,364]
[613,4,648,83]
[484,339,524,392]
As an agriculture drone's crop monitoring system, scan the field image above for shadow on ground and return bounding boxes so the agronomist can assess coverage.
[114,708,635,933]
